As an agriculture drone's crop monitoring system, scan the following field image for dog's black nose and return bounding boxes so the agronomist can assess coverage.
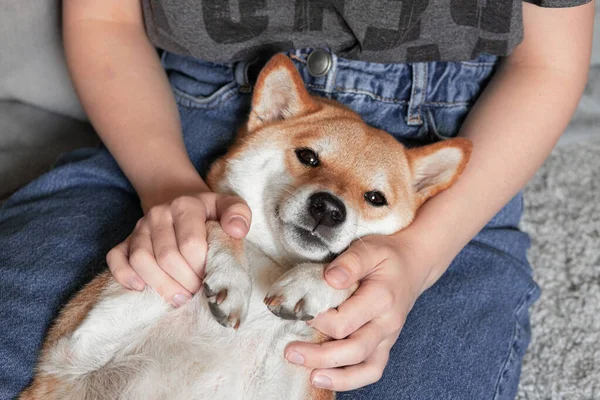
[308,192,346,227]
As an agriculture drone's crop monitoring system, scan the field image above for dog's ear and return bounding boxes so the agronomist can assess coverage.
[247,54,319,131]
[406,138,473,207]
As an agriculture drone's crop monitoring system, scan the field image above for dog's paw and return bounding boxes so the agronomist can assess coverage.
[203,250,252,330]
[264,263,357,321]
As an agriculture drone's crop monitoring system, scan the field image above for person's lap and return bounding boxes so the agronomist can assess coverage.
[0,51,539,399]
[0,148,141,397]
[338,235,539,399]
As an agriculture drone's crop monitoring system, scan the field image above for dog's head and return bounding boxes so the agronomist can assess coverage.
[208,55,472,263]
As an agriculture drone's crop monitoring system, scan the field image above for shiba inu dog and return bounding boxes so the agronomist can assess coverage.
[21,54,472,400]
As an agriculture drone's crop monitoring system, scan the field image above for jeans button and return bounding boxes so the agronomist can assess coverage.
[307,49,332,77]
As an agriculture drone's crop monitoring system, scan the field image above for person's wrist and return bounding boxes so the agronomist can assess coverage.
[138,171,211,213]
[389,225,455,296]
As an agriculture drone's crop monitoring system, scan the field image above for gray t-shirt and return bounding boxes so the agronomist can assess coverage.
[142,0,590,64]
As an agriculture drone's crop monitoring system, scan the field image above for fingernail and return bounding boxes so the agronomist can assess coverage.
[286,351,304,365]
[173,293,190,307]
[128,277,145,291]
[312,375,332,389]
[326,266,349,286]
[228,216,249,231]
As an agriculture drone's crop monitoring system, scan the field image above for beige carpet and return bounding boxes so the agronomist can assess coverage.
[518,139,600,399]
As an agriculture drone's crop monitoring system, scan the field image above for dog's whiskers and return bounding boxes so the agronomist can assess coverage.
[341,226,373,262]
[278,185,300,202]
[354,223,375,236]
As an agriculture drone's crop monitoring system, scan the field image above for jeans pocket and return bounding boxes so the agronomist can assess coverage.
[425,106,470,141]
[163,53,240,109]
[170,74,239,109]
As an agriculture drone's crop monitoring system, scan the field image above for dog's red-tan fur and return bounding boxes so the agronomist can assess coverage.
[21,273,113,398]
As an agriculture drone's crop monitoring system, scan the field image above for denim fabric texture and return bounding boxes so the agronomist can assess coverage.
[0,49,540,399]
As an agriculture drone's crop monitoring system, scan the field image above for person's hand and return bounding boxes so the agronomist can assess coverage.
[107,191,251,307]
[284,233,434,391]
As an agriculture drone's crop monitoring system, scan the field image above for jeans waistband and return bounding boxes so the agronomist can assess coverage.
[294,48,495,107]
[163,49,498,126]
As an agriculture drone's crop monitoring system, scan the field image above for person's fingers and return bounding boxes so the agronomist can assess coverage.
[309,342,391,391]
[215,195,252,239]
[285,320,385,369]
[106,236,145,291]
[129,222,192,307]
[308,279,397,339]
[324,240,387,289]
[171,197,208,277]
[147,207,202,294]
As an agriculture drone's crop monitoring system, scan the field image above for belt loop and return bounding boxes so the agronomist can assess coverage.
[235,57,268,93]
[234,60,249,88]
[407,62,428,126]
[233,61,252,93]
[324,51,338,97]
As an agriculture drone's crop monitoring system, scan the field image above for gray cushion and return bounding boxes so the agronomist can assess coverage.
[0,101,98,200]
[0,0,86,120]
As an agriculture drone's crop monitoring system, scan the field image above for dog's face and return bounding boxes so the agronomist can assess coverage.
[208,55,471,263]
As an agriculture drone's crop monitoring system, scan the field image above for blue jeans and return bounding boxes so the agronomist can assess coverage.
[0,49,540,399]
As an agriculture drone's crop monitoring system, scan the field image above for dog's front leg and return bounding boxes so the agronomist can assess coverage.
[264,263,358,321]
[202,221,251,329]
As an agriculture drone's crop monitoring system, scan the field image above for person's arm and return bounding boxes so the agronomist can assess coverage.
[63,0,203,209]
[284,2,595,391]
[63,0,251,307]
[410,2,594,288]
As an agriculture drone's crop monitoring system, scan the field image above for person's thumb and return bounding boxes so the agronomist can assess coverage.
[325,242,381,289]
[215,195,252,239]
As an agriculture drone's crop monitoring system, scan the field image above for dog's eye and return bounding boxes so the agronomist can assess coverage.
[295,148,320,167]
[365,191,387,207]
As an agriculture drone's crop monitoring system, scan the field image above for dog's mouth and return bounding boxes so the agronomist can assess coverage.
[278,222,337,261]
[290,225,327,248]
[274,202,342,262]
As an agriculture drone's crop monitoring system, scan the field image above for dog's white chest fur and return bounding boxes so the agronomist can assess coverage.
[45,244,315,400]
